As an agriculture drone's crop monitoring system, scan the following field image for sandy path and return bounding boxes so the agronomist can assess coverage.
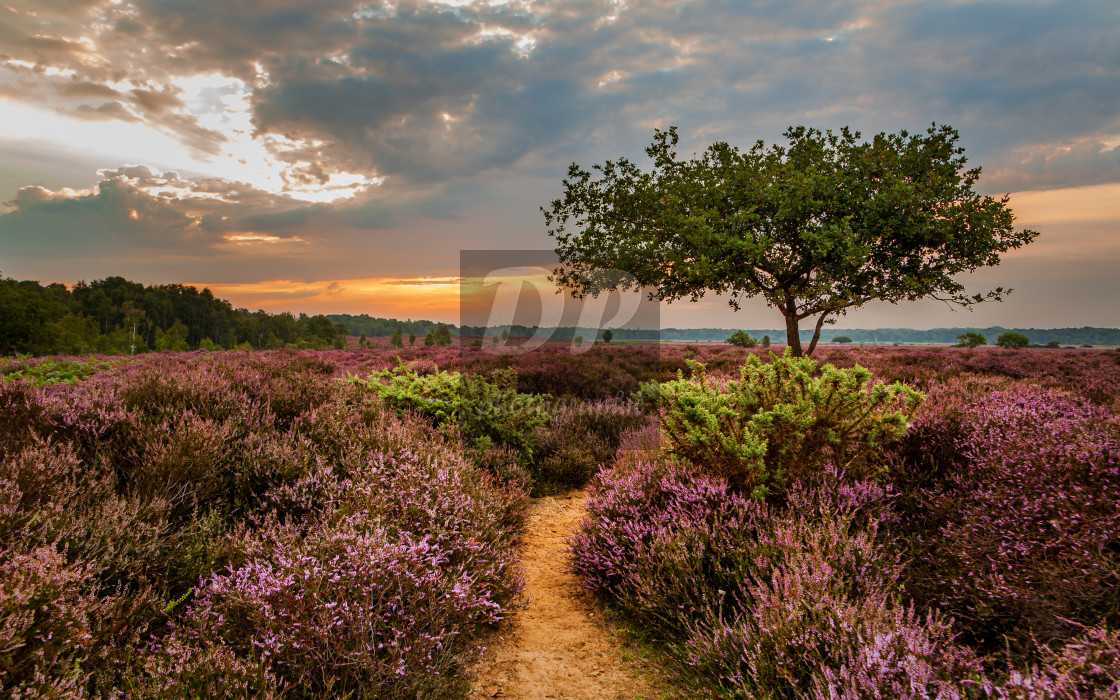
[470,490,663,700]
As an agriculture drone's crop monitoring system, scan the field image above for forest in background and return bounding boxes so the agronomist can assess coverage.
[0,274,356,355]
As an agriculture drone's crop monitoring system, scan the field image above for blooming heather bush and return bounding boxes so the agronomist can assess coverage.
[0,543,163,696]
[894,382,1120,660]
[468,442,534,492]
[569,459,984,697]
[610,421,662,474]
[840,346,1120,407]
[459,344,689,399]
[983,624,1120,698]
[0,376,132,460]
[656,351,922,496]
[0,546,104,695]
[140,638,281,698]
[532,399,647,490]
[162,524,504,698]
[1033,624,1120,697]
[0,351,527,697]
[0,439,82,539]
[569,458,747,604]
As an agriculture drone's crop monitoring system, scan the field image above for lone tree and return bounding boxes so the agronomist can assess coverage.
[955,331,987,348]
[726,330,757,348]
[996,331,1029,349]
[544,124,1038,356]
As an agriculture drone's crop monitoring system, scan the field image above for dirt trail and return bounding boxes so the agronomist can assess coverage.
[471,490,662,700]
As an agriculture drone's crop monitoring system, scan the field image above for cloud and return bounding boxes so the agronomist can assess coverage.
[989,138,1120,192]
[0,161,523,284]
[74,101,139,121]
[4,0,1119,193]
[0,167,314,260]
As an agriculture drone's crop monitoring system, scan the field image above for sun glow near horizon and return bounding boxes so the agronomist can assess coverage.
[194,276,463,323]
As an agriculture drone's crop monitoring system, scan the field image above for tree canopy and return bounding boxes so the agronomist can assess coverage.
[955,331,987,348]
[544,124,1038,355]
[996,331,1030,349]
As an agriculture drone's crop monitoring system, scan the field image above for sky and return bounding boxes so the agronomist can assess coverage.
[1,0,1118,330]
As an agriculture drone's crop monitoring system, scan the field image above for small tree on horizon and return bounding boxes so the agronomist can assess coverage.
[996,331,1029,349]
[545,124,1038,357]
[433,324,452,347]
[726,330,757,348]
[602,328,613,344]
[955,331,987,348]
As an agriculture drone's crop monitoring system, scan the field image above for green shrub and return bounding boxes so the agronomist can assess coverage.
[996,331,1030,349]
[347,362,552,472]
[726,330,757,348]
[0,358,124,386]
[656,350,922,497]
[832,335,853,344]
[954,332,987,348]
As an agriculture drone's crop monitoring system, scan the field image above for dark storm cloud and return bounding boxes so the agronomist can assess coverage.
[0,169,309,258]
[5,0,1118,190]
[0,161,491,283]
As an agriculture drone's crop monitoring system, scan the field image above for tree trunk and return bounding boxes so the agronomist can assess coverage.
[783,302,803,356]
[804,312,830,357]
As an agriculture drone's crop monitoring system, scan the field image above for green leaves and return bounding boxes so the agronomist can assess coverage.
[656,351,923,497]
[545,123,1039,355]
[346,361,552,468]
[0,358,124,386]
[954,332,987,348]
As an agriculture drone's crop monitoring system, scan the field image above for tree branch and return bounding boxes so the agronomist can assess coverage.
[805,311,831,356]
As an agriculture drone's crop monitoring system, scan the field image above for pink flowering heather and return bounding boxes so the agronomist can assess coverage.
[0,350,527,697]
[894,380,1120,658]
[569,455,985,697]
[533,398,647,488]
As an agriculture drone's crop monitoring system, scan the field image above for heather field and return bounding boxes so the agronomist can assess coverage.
[1,343,1118,697]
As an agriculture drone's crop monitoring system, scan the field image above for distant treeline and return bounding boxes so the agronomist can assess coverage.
[0,274,350,355]
[327,314,459,340]
[790,326,1120,346]
[463,325,1120,346]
